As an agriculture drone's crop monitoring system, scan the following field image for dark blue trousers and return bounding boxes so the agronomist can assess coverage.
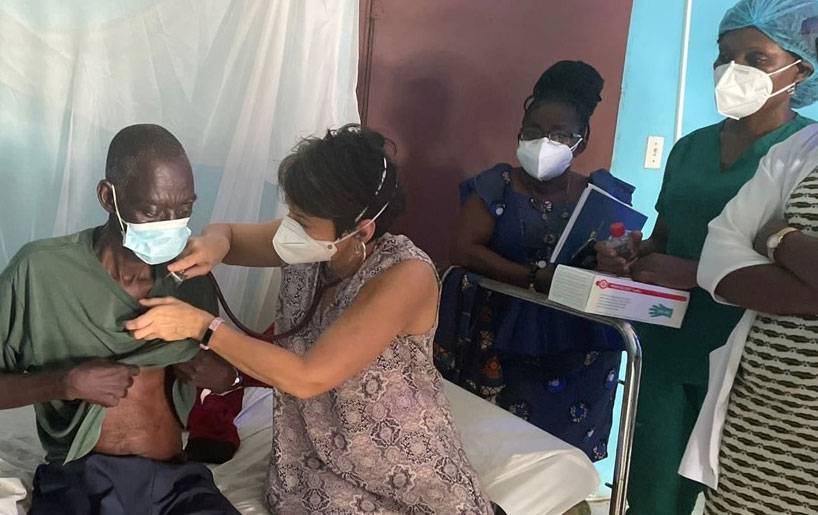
[30,453,239,515]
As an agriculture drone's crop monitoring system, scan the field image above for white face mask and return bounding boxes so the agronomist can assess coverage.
[714,60,801,120]
[272,202,390,265]
[273,157,392,265]
[516,137,581,182]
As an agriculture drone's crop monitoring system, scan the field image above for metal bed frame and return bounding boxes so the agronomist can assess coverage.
[453,274,642,515]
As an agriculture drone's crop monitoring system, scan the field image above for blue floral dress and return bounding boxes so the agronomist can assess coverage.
[434,164,632,461]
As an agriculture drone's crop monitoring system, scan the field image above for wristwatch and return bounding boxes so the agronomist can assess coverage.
[200,317,225,350]
[766,227,799,261]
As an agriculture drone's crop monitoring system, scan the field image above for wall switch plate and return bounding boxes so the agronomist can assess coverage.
[644,136,664,169]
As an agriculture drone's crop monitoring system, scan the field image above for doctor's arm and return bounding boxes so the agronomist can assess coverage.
[168,220,284,278]
[699,160,818,315]
[130,260,439,399]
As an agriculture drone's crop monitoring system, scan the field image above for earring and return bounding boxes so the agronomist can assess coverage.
[359,240,367,263]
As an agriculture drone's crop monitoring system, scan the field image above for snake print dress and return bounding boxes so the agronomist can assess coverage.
[266,234,493,515]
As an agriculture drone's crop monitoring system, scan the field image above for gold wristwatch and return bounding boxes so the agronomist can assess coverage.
[766,227,799,261]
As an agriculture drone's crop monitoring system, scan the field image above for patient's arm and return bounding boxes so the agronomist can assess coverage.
[0,369,70,409]
[173,351,240,393]
[0,359,140,410]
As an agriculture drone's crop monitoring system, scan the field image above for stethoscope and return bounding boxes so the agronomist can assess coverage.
[170,270,340,400]
[169,270,339,341]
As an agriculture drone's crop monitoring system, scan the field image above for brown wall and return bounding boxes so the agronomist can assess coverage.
[359,0,634,262]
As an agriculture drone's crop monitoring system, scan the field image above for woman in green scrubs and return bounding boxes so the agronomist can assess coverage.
[597,1,818,513]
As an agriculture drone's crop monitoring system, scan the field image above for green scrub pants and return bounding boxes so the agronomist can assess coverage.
[626,365,707,515]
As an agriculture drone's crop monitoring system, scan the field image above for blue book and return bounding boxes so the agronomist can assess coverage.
[550,183,648,267]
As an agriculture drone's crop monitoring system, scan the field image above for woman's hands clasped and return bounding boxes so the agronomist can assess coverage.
[594,230,698,290]
[595,230,644,276]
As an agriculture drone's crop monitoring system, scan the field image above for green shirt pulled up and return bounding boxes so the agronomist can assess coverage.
[0,228,218,463]
[638,114,814,384]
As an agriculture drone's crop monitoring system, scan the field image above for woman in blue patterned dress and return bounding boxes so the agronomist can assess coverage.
[434,61,634,460]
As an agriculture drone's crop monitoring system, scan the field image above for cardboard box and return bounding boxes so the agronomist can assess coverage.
[548,265,690,328]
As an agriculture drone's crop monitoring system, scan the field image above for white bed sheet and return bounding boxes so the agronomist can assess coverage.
[0,382,598,515]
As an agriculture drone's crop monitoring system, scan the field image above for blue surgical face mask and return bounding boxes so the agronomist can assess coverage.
[109,183,192,265]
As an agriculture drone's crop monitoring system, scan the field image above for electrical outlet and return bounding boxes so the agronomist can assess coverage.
[644,136,664,169]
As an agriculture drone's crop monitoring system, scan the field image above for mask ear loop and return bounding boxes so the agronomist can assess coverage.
[334,200,391,248]
[334,155,392,248]
[108,183,127,233]
[769,59,803,97]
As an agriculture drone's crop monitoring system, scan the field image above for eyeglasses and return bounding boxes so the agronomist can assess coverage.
[519,127,584,146]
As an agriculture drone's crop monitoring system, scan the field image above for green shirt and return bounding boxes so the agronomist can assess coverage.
[0,228,218,463]
[639,114,814,384]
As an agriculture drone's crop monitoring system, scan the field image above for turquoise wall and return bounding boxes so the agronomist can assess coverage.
[610,0,686,232]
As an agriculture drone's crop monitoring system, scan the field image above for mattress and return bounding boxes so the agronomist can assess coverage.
[0,382,598,515]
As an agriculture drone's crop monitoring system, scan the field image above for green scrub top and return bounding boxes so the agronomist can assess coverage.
[0,228,218,463]
[637,114,814,385]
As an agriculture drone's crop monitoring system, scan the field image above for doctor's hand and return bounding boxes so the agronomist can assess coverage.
[126,297,215,342]
[64,359,140,407]
[630,253,698,290]
[167,233,231,279]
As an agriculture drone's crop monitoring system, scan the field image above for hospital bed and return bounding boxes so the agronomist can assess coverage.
[0,380,600,515]
[0,274,640,515]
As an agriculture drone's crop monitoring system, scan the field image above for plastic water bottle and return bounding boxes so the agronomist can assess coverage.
[606,222,635,261]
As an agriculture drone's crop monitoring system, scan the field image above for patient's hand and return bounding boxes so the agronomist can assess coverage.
[173,352,238,394]
[64,359,140,407]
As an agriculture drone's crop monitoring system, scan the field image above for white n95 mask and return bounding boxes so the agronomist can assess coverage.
[516,137,580,182]
[273,216,342,264]
[273,201,390,265]
[110,183,191,265]
[274,157,393,265]
[714,60,801,120]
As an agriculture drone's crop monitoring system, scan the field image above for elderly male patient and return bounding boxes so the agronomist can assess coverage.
[0,125,241,514]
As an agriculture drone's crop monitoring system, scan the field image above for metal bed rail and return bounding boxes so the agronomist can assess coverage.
[475,277,642,515]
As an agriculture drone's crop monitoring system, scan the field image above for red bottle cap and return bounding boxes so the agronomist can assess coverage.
[610,222,626,238]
